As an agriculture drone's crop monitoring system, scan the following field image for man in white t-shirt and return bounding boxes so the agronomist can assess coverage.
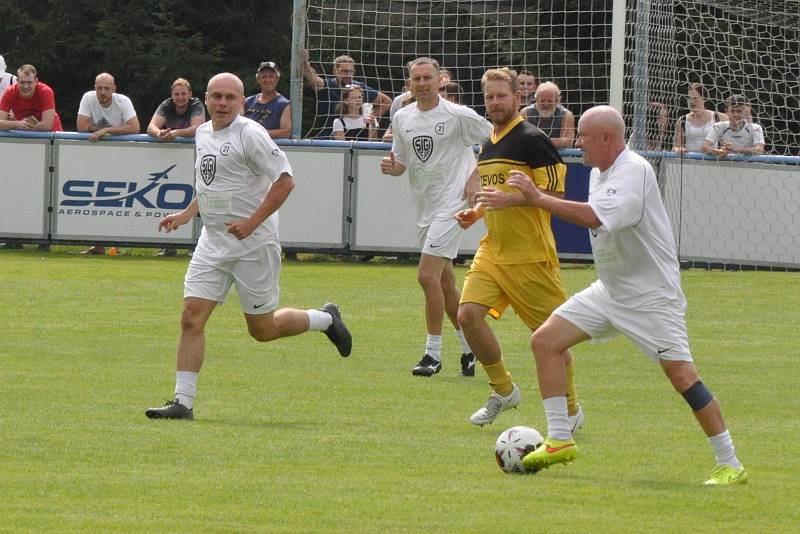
[703,94,765,157]
[505,105,746,486]
[76,72,140,142]
[380,57,492,378]
[145,73,352,420]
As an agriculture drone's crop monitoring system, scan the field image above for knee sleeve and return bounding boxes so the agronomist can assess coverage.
[681,381,714,411]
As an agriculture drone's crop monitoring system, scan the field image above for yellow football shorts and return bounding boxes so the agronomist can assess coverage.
[461,257,568,330]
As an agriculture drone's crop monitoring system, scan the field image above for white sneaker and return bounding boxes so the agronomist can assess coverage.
[469,384,521,426]
[569,403,585,434]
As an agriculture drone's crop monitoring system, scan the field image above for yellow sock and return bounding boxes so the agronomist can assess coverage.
[566,359,578,416]
[482,360,514,397]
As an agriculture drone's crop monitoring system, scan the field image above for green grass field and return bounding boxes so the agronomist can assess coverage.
[1,248,799,533]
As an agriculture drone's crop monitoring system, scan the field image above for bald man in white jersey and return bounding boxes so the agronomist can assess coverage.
[381,57,493,378]
[505,105,746,485]
[146,73,352,420]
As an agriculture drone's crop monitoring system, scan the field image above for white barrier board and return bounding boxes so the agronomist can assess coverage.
[54,142,196,241]
[663,159,800,265]
[352,151,485,253]
[279,148,347,247]
[0,140,49,237]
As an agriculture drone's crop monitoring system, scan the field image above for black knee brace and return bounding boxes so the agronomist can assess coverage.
[681,381,714,411]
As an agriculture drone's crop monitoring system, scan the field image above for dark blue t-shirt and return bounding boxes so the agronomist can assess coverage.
[243,93,290,131]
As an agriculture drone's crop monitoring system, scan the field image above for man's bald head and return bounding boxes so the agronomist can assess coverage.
[575,105,627,171]
[95,72,115,85]
[94,72,117,106]
[207,72,244,98]
[205,73,245,130]
[578,105,625,141]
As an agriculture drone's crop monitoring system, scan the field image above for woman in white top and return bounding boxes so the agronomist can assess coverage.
[673,82,728,153]
[332,85,378,140]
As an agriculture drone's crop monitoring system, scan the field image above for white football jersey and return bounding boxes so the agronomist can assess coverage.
[587,148,684,307]
[706,120,765,150]
[194,115,292,257]
[391,97,492,226]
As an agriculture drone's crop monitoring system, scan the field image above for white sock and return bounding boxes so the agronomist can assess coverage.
[425,334,442,361]
[175,371,198,409]
[543,395,571,441]
[708,430,741,469]
[306,309,333,331]
[454,329,472,355]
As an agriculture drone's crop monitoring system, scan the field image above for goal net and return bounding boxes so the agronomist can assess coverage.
[302,0,615,138]
[300,0,800,268]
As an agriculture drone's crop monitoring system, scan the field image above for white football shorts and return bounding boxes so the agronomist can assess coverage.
[418,217,462,259]
[184,242,282,315]
[553,281,693,362]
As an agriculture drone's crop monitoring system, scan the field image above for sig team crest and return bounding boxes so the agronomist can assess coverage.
[413,135,433,162]
[200,154,217,185]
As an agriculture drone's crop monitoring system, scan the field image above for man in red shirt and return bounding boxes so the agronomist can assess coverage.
[0,64,62,132]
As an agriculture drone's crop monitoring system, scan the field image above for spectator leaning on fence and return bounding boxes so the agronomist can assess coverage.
[522,81,575,149]
[0,55,17,102]
[0,64,63,132]
[146,77,206,258]
[76,72,140,142]
[702,94,765,157]
[673,82,728,154]
[76,72,140,256]
[147,78,205,143]
[302,49,391,138]
[242,61,291,139]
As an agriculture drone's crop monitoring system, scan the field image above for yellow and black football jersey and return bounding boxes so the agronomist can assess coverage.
[476,115,567,265]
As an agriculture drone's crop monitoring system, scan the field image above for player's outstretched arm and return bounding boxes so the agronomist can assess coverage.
[159,197,199,233]
[507,171,600,228]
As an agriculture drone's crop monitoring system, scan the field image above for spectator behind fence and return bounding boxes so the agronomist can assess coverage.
[517,69,537,109]
[0,55,17,102]
[302,50,391,138]
[673,82,728,154]
[147,78,205,143]
[242,61,291,139]
[77,72,140,255]
[645,101,670,151]
[703,94,765,157]
[523,81,575,149]
[147,77,206,258]
[0,64,63,132]
[331,85,378,141]
[77,73,140,142]
[439,81,463,105]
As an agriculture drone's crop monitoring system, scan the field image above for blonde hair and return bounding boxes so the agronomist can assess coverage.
[481,68,517,92]
[171,78,192,92]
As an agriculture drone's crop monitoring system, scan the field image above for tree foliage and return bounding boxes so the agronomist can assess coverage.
[1,0,293,129]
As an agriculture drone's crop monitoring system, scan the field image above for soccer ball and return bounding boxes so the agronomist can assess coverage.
[495,426,544,474]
